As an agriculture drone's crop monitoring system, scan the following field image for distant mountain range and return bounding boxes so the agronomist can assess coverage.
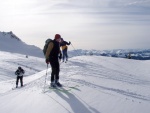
[69,49,150,60]
[0,31,43,58]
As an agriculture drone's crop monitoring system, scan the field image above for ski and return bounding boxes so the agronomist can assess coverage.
[43,84,79,93]
[48,85,79,92]
[12,85,26,90]
[12,86,23,90]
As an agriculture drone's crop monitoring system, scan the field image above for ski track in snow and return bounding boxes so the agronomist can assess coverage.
[60,58,150,102]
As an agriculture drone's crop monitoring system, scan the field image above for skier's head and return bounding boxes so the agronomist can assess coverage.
[55,34,61,40]
[54,34,61,42]
[18,67,21,70]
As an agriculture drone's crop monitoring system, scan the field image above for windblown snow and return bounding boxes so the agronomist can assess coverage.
[0,51,150,113]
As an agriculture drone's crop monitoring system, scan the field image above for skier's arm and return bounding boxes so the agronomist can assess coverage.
[60,43,63,47]
[15,71,18,75]
[65,41,71,45]
[15,70,19,76]
[45,42,54,59]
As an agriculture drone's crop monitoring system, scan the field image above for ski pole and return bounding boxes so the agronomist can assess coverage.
[71,43,80,56]
[43,64,48,93]
[12,78,17,89]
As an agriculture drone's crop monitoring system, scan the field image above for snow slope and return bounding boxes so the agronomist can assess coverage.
[0,51,45,81]
[0,31,43,58]
[0,53,150,113]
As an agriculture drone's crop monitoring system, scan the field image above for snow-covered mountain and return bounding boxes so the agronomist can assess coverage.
[69,49,150,60]
[0,31,43,58]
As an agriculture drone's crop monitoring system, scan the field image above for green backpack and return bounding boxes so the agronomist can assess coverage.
[43,39,53,56]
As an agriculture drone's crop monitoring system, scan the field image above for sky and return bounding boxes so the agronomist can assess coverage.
[0,0,150,50]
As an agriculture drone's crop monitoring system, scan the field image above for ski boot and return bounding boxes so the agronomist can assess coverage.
[50,82,56,88]
[56,82,62,87]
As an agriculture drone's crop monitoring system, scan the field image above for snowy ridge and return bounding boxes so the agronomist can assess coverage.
[1,31,21,41]
[0,31,43,58]
[0,51,150,113]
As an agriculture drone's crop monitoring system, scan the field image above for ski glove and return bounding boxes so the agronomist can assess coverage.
[69,41,71,45]
[46,59,50,64]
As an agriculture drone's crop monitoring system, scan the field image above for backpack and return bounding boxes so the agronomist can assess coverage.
[43,39,53,56]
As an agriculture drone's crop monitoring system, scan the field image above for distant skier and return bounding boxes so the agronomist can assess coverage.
[60,38,71,62]
[45,34,62,87]
[15,66,25,88]
[128,53,132,59]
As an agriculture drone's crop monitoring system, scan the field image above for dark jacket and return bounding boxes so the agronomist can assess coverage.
[15,68,25,77]
[60,41,70,51]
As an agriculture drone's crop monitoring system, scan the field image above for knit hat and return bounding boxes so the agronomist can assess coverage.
[55,34,61,40]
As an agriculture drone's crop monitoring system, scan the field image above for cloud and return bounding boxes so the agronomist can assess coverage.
[0,0,150,50]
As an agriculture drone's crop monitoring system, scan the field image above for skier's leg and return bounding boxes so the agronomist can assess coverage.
[64,51,67,61]
[49,68,57,87]
[20,76,23,86]
[51,67,56,83]
[16,76,19,88]
[55,71,62,87]
[66,51,68,61]
[62,50,65,62]
[50,60,55,82]
[55,61,62,87]
[50,60,57,87]
[64,49,68,61]
[55,61,60,81]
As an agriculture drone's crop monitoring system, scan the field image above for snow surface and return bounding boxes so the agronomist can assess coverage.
[0,51,150,113]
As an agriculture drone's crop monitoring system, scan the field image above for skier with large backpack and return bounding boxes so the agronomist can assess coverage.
[15,66,25,88]
[60,38,71,62]
[44,34,62,88]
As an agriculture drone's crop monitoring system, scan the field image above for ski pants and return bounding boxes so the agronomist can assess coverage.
[16,76,23,86]
[49,59,60,83]
[62,49,68,61]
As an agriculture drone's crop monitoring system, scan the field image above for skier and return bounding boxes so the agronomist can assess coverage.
[60,38,71,62]
[15,66,25,88]
[45,34,62,87]
[128,53,132,59]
